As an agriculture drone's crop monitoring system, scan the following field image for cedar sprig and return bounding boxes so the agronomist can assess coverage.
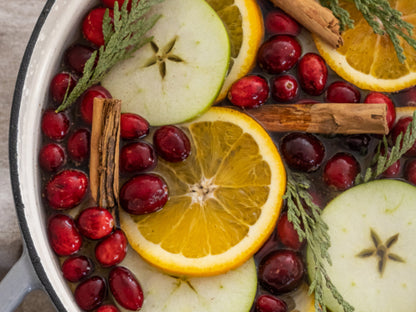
[285,173,354,312]
[356,111,416,184]
[57,0,162,112]
[320,0,416,63]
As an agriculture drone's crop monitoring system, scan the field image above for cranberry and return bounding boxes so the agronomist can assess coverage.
[79,85,112,124]
[271,75,298,102]
[97,305,120,312]
[74,276,106,311]
[277,212,302,250]
[391,117,416,157]
[298,53,328,96]
[83,8,114,46]
[48,214,82,256]
[265,11,300,36]
[280,132,325,172]
[120,142,157,173]
[120,174,168,215]
[228,75,269,108]
[257,35,302,74]
[45,170,88,210]
[95,229,127,267]
[383,158,401,178]
[109,266,143,311]
[67,129,90,164]
[61,255,93,282]
[120,113,149,140]
[65,44,95,74]
[325,81,361,103]
[323,153,360,190]
[153,125,191,162]
[344,134,371,155]
[364,92,396,130]
[405,159,416,184]
[50,72,77,104]
[41,110,70,141]
[39,143,66,172]
[77,207,114,240]
[397,86,416,106]
[258,250,304,293]
[256,294,288,312]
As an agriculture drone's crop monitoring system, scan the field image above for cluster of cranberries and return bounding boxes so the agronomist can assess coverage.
[39,0,193,310]
[227,7,416,312]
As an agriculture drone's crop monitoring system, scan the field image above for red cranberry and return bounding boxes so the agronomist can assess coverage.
[61,255,93,282]
[280,132,325,172]
[405,159,416,184]
[397,86,416,106]
[228,75,269,108]
[65,44,95,74]
[95,229,127,267]
[277,212,302,250]
[120,174,168,215]
[383,158,401,178]
[74,276,106,311]
[390,117,416,157]
[79,85,112,124]
[120,142,157,173]
[256,294,288,312]
[323,153,360,190]
[39,143,66,172]
[344,134,371,155]
[102,0,131,9]
[265,11,300,36]
[298,53,328,96]
[97,305,120,312]
[83,8,114,46]
[45,170,88,210]
[271,75,298,102]
[77,207,114,240]
[109,266,143,311]
[67,129,90,164]
[50,72,77,104]
[120,113,149,140]
[153,125,191,162]
[258,250,304,293]
[364,92,396,130]
[325,81,361,103]
[48,214,82,256]
[257,35,302,74]
[41,110,70,141]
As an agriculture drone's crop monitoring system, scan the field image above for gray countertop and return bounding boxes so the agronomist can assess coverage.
[1,1,56,310]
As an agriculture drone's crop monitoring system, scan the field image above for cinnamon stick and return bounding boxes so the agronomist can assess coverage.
[269,0,343,48]
[247,103,388,134]
[90,98,121,208]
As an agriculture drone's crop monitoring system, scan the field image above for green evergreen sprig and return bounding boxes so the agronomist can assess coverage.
[285,173,354,312]
[320,0,416,63]
[56,0,162,112]
[356,111,416,184]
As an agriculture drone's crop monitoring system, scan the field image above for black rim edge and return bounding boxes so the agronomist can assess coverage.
[9,0,67,311]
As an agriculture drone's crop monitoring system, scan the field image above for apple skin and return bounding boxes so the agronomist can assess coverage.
[102,0,230,126]
[307,179,416,312]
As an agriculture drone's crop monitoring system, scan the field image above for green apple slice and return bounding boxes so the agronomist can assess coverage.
[102,0,230,126]
[118,248,257,312]
[307,179,416,312]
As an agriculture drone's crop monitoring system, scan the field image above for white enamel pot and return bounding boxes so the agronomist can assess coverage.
[3,0,99,310]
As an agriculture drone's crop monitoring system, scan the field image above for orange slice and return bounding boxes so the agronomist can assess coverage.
[313,0,416,92]
[120,107,286,276]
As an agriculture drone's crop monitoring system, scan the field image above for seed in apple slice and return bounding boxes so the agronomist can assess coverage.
[102,0,230,126]
[117,248,257,312]
[307,179,416,312]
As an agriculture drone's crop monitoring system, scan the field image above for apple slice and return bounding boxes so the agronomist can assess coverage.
[118,248,257,312]
[102,0,230,126]
[307,179,416,312]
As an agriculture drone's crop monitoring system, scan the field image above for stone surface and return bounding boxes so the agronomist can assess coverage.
[0,0,56,310]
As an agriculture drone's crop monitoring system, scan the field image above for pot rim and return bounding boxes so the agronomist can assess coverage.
[9,0,66,310]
